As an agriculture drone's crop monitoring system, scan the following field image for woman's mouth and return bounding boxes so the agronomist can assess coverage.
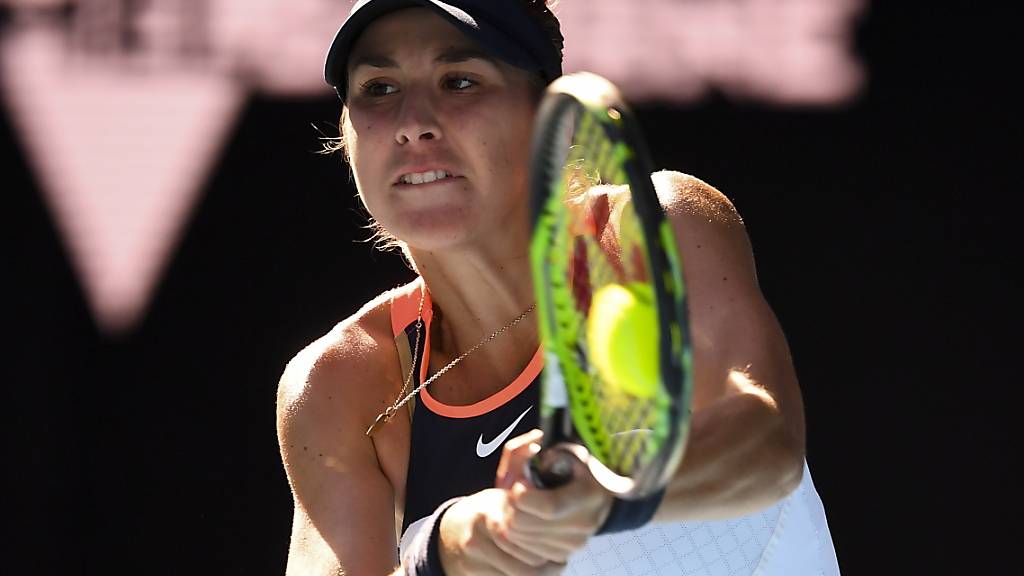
[396,169,457,185]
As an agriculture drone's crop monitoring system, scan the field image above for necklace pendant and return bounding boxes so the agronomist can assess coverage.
[365,412,390,437]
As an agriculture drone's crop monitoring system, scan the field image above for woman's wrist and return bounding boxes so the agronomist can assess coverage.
[402,497,463,575]
[596,489,666,535]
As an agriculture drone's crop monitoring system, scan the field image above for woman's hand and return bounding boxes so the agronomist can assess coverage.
[497,430,613,564]
[438,430,613,575]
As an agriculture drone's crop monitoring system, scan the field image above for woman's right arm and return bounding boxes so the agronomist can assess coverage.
[276,321,590,575]
[277,325,403,575]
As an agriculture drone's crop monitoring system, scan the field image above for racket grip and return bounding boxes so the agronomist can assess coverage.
[526,448,575,489]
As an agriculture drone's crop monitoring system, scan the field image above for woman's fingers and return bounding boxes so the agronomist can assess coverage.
[507,451,614,539]
[512,463,608,519]
[504,529,589,563]
[496,428,544,489]
[439,489,567,576]
[488,429,615,568]
[467,536,564,576]
[489,525,549,568]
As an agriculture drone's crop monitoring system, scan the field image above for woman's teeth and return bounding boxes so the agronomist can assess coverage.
[399,170,451,185]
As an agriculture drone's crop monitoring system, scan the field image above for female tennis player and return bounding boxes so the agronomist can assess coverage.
[277,1,840,574]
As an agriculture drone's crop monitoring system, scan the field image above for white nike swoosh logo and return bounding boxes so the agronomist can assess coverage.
[476,407,533,458]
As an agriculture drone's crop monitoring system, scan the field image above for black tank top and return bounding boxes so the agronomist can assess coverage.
[389,282,842,575]
[390,282,543,535]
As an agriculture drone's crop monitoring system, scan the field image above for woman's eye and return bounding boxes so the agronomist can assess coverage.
[444,76,476,91]
[362,82,397,97]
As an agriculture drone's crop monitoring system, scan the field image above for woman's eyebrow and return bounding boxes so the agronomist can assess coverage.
[349,53,398,72]
[349,46,497,75]
[435,47,498,66]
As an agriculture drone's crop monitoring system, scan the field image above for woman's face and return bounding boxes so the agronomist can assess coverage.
[342,8,538,252]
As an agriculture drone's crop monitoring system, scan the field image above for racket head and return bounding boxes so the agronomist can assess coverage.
[529,72,693,499]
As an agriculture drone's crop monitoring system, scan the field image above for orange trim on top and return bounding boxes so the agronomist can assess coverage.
[390,278,540,418]
[419,347,543,418]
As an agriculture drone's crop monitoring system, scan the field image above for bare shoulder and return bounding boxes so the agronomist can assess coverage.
[650,170,755,284]
[652,170,744,230]
[278,282,413,502]
[277,287,398,440]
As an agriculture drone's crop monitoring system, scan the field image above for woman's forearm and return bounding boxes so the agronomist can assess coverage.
[653,384,805,523]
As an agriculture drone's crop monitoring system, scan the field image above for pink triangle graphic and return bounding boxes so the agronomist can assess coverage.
[2,28,245,333]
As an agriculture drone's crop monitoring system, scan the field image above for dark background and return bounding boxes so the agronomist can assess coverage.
[5,2,1016,574]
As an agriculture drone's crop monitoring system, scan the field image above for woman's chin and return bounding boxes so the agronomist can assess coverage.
[387,208,481,251]
[395,213,529,255]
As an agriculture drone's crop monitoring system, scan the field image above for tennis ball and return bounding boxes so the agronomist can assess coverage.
[587,283,659,398]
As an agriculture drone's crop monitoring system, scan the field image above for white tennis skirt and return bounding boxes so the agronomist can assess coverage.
[565,460,841,575]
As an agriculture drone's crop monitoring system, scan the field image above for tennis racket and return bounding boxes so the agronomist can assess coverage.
[527,72,693,499]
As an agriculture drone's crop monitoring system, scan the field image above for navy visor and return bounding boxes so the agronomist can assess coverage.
[324,0,563,100]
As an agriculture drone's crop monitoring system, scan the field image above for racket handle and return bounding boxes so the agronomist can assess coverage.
[527,448,575,489]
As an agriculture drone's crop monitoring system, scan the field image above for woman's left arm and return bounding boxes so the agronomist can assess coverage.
[497,171,807,542]
[651,170,806,522]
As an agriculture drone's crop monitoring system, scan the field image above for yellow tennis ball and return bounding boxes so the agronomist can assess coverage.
[587,282,660,399]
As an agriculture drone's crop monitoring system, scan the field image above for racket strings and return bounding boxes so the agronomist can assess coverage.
[562,172,667,475]
[539,101,676,484]
[595,372,659,475]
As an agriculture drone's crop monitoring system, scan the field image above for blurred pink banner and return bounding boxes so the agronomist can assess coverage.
[558,0,864,104]
[1,0,864,333]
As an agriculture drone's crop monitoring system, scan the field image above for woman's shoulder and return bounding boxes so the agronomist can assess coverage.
[651,170,743,227]
[276,284,418,567]
[276,281,418,438]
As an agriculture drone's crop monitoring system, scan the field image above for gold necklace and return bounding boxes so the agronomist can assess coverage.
[366,285,536,436]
